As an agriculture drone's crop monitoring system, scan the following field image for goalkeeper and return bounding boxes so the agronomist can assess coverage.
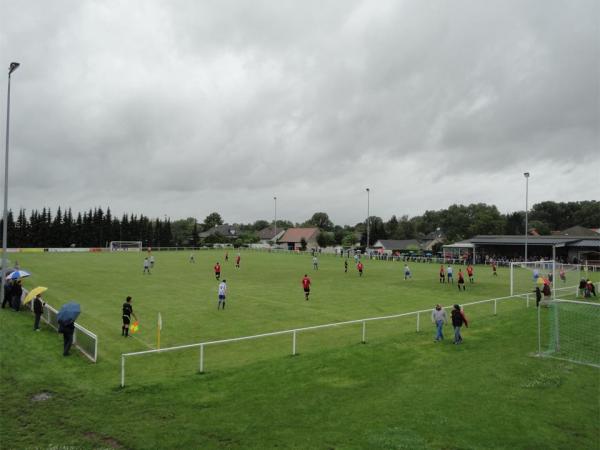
[122,296,138,337]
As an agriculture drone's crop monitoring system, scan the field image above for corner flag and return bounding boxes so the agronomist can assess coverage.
[157,312,162,349]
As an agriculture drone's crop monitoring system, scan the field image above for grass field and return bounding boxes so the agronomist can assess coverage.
[1,250,598,449]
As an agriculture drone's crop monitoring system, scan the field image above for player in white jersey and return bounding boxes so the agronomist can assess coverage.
[217,280,227,310]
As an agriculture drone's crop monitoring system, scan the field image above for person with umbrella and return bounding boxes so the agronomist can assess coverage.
[11,279,23,311]
[24,287,48,331]
[57,302,80,356]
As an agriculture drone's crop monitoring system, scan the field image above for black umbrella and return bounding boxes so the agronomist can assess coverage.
[57,302,81,324]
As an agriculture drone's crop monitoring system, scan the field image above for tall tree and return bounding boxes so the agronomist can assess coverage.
[203,212,223,231]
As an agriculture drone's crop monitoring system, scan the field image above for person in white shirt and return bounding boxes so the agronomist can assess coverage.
[446,266,453,284]
[312,256,319,270]
[217,280,227,310]
[404,265,411,280]
[150,255,155,268]
[143,258,151,274]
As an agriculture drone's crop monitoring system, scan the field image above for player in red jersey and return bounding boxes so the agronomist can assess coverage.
[466,264,474,283]
[457,269,466,291]
[236,254,241,268]
[214,262,221,280]
[439,265,445,283]
[357,261,364,277]
[302,274,311,300]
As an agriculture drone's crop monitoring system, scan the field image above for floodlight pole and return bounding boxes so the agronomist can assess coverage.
[273,196,277,246]
[366,188,370,252]
[1,63,20,305]
[524,172,530,262]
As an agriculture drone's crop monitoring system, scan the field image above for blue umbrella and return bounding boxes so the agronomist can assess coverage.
[5,270,30,280]
[57,302,81,324]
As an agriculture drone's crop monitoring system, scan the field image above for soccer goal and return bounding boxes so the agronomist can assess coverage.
[109,241,142,252]
[510,261,583,298]
[537,299,600,368]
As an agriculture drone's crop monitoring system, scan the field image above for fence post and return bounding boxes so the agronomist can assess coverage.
[292,331,297,355]
[199,344,204,373]
[494,299,497,315]
[361,321,366,343]
[416,312,420,332]
[121,355,125,388]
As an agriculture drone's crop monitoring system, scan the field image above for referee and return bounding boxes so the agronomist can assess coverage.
[122,296,137,337]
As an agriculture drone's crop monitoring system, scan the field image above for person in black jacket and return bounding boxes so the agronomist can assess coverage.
[12,280,22,311]
[535,286,542,307]
[2,279,12,309]
[451,304,469,344]
[59,320,75,356]
[33,294,45,331]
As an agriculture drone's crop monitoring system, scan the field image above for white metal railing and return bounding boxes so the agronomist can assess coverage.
[25,291,98,362]
[121,294,526,387]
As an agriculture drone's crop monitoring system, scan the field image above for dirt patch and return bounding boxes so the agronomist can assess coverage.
[31,391,53,402]
[84,431,125,449]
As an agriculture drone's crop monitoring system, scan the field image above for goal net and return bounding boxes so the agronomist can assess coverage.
[510,261,583,299]
[537,299,600,368]
[109,241,142,252]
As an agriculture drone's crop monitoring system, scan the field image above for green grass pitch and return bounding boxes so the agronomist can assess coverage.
[1,250,598,449]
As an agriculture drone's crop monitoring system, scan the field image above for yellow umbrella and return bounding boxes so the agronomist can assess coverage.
[23,286,48,305]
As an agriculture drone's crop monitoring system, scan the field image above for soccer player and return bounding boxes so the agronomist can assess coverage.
[214,262,221,280]
[466,264,474,283]
[446,265,454,284]
[236,254,241,268]
[344,260,348,273]
[357,261,364,277]
[532,268,539,282]
[150,255,155,268]
[492,261,497,276]
[559,268,566,283]
[143,257,151,274]
[225,252,229,262]
[313,256,319,270]
[439,265,445,283]
[404,264,411,280]
[122,296,137,337]
[457,269,466,291]
[189,253,195,263]
[217,280,227,310]
[302,274,311,301]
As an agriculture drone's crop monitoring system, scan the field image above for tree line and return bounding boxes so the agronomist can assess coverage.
[0,200,597,248]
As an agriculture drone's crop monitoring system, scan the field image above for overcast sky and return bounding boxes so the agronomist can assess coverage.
[1,0,599,226]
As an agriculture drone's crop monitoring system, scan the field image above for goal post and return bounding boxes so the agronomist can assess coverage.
[537,299,600,368]
[109,241,142,252]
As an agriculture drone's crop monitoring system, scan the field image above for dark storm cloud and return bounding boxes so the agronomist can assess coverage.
[1,0,598,224]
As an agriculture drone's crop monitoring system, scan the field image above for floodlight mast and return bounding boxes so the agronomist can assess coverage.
[524,172,530,262]
[1,62,20,305]
[366,188,370,252]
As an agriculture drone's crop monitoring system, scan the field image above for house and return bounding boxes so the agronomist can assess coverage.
[278,227,320,250]
[257,226,286,245]
[372,239,423,254]
[198,224,241,241]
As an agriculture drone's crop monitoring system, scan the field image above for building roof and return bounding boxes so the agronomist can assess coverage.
[559,226,600,237]
[373,239,422,250]
[278,227,319,243]
[465,235,600,247]
[257,226,285,240]
[198,224,241,238]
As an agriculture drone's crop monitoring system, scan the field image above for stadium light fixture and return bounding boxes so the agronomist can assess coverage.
[2,62,20,305]
[524,172,530,262]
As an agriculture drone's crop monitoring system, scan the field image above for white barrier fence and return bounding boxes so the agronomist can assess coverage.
[121,294,528,387]
[25,292,98,362]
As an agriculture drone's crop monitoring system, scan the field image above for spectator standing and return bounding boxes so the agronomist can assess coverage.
[59,320,76,356]
[451,304,468,344]
[33,294,45,331]
[431,304,447,342]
